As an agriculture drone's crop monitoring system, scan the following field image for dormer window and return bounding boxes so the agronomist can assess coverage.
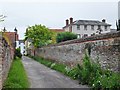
[77,25,80,30]
[84,25,87,30]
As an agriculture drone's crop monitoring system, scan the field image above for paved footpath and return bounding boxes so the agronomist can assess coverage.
[22,56,89,89]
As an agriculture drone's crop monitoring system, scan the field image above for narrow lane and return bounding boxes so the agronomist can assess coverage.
[22,56,89,88]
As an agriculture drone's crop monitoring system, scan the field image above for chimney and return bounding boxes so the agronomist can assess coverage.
[70,17,73,24]
[102,19,106,23]
[66,19,69,26]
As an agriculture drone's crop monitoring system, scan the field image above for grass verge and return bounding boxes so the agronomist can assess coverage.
[3,57,30,88]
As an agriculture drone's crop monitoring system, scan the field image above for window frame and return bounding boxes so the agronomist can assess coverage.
[77,25,80,30]
[105,26,107,30]
[84,25,87,30]
[97,25,101,30]
[91,25,94,30]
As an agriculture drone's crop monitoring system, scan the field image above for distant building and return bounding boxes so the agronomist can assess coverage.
[16,40,25,55]
[24,38,33,55]
[3,32,19,48]
[110,29,117,32]
[63,17,111,38]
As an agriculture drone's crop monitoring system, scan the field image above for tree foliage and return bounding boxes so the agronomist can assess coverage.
[15,48,22,58]
[25,24,54,47]
[0,15,6,22]
[56,32,77,43]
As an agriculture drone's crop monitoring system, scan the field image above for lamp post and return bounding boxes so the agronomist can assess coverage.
[14,27,17,58]
[14,27,17,48]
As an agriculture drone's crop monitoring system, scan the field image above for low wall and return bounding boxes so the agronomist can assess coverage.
[0,33,14,89]
[29,31,120,72]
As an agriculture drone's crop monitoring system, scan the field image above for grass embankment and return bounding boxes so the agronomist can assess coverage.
[29,55,120,89]
[3,57,30,88]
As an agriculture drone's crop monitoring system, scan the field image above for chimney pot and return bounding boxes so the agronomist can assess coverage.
[66,19,69,26]
[102,19,106,23]
[70,17,73,24]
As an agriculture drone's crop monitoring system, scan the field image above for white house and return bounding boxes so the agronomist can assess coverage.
[63,17,111,38]
[24,38,33,55]
[16,40,25,55]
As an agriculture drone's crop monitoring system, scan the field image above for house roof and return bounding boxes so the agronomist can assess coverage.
[110,29,117,32]
[49,29,65,33]
[63,20,111,28]
[19,40,24,44]
[3,32,19,47]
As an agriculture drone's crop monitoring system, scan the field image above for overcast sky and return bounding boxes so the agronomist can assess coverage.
[0,0,119,39]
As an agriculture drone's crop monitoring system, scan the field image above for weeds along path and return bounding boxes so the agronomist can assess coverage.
[22,56,88,88]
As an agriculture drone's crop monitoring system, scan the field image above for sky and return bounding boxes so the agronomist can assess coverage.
[0,0,119,39]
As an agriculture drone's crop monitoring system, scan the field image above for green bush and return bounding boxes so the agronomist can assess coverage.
[15,48,22,58]
[56,32,77,43]
[74,53,120,89]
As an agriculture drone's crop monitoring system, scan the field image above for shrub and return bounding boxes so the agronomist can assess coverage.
[15,48,22,58]
[56,32,77,43]
[75,53,120,89]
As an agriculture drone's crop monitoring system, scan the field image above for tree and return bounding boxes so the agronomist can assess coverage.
[56,32,77,43]
[15,48,22,58]
[25,24,54,47]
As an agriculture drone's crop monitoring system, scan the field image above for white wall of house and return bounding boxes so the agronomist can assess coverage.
[25,39,33,55]
[20,43,25,55]
[64,25,111,38]
[64,27,70,32]
[16,41,25,55]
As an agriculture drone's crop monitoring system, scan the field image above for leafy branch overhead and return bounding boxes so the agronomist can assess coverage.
[0,15,6,22]
[25,24,54,47]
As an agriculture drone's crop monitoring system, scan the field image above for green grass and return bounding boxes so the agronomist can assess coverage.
[30,56,66,74]
[3,57,30,88]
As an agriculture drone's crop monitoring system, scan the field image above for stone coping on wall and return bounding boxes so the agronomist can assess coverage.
[43,31,120,47]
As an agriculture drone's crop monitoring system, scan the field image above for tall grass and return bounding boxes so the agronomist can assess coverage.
[3,57,30,88]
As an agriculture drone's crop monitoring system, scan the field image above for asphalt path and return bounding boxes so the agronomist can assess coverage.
[22,56,89,89]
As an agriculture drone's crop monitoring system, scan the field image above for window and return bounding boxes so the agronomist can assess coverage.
[105,26,107,30]
[98,25,101,30]
[91,25,94,30]
[84,25,87,30]
[82,34,88,38]
[77,25,80,30]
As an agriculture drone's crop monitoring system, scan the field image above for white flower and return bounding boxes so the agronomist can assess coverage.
[50,63,56,68]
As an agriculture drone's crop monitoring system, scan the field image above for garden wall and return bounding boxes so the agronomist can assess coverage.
[30,31,120,72]
[0,33,14,89]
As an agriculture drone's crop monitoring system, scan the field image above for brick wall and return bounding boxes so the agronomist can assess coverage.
[0,33,14,89]
[0,34,2,89]
[30,31,120,72]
